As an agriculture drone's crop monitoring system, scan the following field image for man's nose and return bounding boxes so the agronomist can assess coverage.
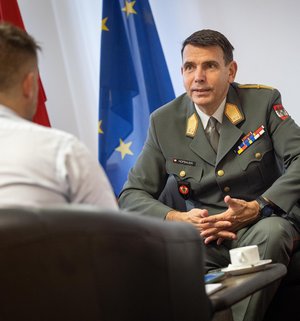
[194,67,205,82]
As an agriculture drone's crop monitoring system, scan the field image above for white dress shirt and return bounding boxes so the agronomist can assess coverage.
[194,98,226,131]
[0,105,118,209]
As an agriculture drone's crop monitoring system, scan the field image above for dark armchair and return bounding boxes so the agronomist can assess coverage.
[0,205,212,321]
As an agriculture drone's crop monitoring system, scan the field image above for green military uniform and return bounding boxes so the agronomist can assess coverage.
[119,82,300,225]
[119,82,300,321]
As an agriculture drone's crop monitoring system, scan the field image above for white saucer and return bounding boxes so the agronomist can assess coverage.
[221,259,272,276]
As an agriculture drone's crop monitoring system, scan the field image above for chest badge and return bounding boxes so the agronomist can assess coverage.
[177,181,191,200]
[234,125,265,155]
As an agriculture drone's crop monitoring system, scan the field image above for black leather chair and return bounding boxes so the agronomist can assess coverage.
[0,205,212,321]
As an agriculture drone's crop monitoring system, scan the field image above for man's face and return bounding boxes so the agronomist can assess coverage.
[181,44,237,115]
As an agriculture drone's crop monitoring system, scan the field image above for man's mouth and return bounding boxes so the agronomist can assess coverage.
[192,88,211,94]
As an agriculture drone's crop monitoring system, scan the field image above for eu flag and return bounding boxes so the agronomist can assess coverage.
[99,0,175,195]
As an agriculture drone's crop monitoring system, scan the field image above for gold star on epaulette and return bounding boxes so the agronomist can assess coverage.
[115,139,134,159]
[101,17,109,31]
[122,1,137,16]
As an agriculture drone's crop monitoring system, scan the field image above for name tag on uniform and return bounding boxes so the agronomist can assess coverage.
[173,158,196,166]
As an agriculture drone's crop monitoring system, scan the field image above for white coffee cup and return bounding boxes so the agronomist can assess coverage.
[229,245,260,267]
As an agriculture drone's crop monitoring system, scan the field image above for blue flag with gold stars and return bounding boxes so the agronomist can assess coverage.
[99,0,175,195]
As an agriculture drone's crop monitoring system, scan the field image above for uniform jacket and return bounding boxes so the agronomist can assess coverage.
[119,82,300,228]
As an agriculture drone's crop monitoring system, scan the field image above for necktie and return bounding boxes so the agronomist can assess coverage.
[206,117,220,153]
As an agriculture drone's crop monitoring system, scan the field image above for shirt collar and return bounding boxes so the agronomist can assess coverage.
[194,98,226,130]
[0,104,21,119]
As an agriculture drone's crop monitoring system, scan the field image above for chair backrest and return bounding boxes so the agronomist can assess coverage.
[0,205,212,321]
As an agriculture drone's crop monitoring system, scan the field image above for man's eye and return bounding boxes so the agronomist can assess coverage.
[207,62,217,69]
[184,65,194,71]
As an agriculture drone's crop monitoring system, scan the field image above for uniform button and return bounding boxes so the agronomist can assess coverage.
[255,152,262,160]
[224,186,230,192]
[217,170,224,177]
[179,170,186,178]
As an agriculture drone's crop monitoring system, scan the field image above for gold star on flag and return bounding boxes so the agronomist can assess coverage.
[98,120,104,134]
[101,17,109,31]
[115,139,134,159]
[122,1,137,16]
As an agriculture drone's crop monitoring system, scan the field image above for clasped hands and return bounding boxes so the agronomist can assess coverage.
[167,195,260,245]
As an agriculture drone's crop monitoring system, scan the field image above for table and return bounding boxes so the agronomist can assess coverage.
[209,263,287,321]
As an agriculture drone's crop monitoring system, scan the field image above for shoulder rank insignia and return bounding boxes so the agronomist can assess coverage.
[238,84,274,90]
[225,103,244,125]
[273,104,289,120]
[234,125,265,155]
[186,113,198,137]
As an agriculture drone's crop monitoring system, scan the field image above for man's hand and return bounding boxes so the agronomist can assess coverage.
[166,207,234,241]
[199,195,260,244]
[166,195,260,245]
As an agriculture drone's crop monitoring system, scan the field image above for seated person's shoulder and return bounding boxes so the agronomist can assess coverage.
[233,83,280,100]
[237,83,275,90]
[30,123,87,154]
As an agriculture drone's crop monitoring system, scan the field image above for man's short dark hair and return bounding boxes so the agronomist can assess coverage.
[0,22,41,90]
[181,29,234,65]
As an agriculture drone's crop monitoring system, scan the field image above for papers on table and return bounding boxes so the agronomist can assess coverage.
[205,283,225,295]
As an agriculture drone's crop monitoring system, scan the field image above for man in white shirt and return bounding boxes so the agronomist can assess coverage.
[0,22,117,209]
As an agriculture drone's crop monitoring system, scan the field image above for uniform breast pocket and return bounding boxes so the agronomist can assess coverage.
[236,138,280,190]
[166,159,203,183]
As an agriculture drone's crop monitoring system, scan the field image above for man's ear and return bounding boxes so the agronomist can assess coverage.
[228,60,238,83]
[22,72,35,99]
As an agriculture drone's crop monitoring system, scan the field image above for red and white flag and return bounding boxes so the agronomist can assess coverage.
[0,0,50,126]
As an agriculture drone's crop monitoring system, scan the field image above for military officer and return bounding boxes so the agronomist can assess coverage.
[118,29,300,321]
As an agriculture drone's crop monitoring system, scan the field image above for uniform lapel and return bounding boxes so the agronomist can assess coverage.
[185,84,246,166]
[216,115,244,164]
[190,123,217,166]
[216,84,245,164]
[184,99,216,166]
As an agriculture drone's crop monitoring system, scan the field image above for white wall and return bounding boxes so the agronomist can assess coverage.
[18,0,300,158]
